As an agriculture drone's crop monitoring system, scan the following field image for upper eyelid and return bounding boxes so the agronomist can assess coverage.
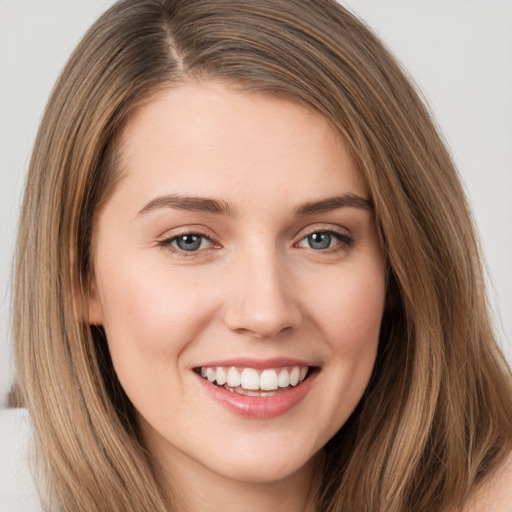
[296,230,353,245]
[157,225,217,240]
[160,232,216,248]
[294,223,352,240]
[156,228,219,255]
[293,224,355,250]
[158,233,218,259]
[156,223,353,245]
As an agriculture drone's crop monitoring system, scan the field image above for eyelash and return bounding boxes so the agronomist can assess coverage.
[295,229,354,253]
[158,231,215,258]
[157,227,354,257]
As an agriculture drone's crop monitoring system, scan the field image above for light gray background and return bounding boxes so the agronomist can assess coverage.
[1,0,511,407]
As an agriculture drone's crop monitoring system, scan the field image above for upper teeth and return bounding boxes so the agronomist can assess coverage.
[200,366,308,391]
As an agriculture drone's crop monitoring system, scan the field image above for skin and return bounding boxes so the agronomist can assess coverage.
[88,82,386,511]
[460,452,512,511]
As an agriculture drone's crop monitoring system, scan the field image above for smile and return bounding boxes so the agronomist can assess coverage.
[198,366,309,396]
[194,359,318,418]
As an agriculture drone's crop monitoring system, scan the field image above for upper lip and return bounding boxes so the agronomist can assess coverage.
[194,357,316,370]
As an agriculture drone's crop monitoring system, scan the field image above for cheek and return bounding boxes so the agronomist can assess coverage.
[305,265,384,438]
[94,255,224,422]
[95,253,218,362]
[307,262,385,354]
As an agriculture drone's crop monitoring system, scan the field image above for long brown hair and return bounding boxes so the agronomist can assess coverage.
[13,1,512,510]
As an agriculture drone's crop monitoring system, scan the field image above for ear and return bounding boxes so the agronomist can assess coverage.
[86,273,104,326]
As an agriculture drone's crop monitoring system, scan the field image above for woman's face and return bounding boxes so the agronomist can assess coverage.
[88,83,385,486]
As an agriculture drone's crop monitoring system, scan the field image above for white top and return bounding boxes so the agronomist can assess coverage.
[0,408,44,512]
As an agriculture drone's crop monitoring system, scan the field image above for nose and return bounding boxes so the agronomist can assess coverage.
[223,248,302,339]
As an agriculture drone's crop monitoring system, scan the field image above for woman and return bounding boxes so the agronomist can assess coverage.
[6,0,512,510]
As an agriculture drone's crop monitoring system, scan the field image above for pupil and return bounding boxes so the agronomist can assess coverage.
[309,232,331,250]
[177,235,202,251]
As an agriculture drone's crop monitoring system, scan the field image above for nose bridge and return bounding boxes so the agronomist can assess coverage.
[224,242,301,338]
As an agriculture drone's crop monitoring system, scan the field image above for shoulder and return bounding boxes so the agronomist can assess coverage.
[0,408,44,512]
[461,451,512,512]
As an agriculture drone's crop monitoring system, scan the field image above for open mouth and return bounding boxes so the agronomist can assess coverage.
[195,365,314,397]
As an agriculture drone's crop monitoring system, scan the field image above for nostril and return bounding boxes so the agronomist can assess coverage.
[224,305,301,339]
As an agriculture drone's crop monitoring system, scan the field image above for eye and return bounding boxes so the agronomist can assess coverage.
[296,230,353,251]
[160,233,213,252]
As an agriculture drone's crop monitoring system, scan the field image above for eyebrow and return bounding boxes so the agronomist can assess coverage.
[136,193,372,218]
[137,194,237,217]
[294,194,373,215]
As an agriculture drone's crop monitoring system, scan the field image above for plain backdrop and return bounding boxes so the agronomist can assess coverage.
[1,0,511,406]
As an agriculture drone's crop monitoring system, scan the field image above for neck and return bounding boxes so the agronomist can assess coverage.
[154,448,324,512]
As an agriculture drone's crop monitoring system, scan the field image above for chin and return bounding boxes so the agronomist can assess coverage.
[201,434,322,485]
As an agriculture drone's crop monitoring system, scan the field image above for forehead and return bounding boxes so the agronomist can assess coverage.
[111,82,367,212]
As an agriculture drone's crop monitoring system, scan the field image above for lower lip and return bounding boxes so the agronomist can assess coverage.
[196,371,317,419]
